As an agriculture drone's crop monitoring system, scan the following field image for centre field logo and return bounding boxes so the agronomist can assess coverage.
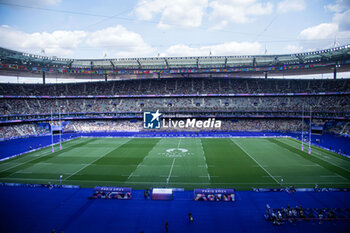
[164,148,189,158]
[166,148,188,153]
[143,110,221,129]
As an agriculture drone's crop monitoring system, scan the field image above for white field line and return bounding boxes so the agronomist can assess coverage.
[278,139,350,173]
[312,149,349,162]
[166,158,176,183]
[313,151,350,172]
[197,165,215,167]
[199,175,217,178]
[232,139,280,184]
[127,138,167,180]
[0,136,81,162]
[0,151,52,173]
[0,139,83,173]
[13,170,70,175]
[128,172,134,179]
[198,138,211,181]
[63,138,131,181]
[2,177,349,185]
[135,164,183,168]
[287,137,350,159]
[320,174,347,180]
[282,138,348,163]
[39,162,90,166]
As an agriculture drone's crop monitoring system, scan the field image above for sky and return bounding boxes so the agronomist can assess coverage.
[0,0,350,59]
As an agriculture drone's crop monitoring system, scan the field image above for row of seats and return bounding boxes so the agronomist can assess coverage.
[0,119,318,139]
[1,95,348,115]
[1,78,349,96]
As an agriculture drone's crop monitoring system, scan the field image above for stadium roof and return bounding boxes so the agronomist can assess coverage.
[1,45,350,70]
[1,45,350,81]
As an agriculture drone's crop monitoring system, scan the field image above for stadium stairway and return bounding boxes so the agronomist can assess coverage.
[0,186,350,233]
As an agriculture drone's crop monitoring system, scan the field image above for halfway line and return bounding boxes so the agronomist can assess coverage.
[166,158,176,184]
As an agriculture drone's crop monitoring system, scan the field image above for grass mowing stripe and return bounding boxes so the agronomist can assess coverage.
[0,138,82,171]
[0,138,88,175]
[269,138,350,180]
[202,138,272,186]
[63,138,131,181]
[277,138,350,172]
[284,137,350,171]
[2,137,349,190]
[127,138,174,182]
[69,138,160,182]
[232,139,280,184]
[287,137,350,162]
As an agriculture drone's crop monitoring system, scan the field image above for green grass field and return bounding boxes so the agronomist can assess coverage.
[1,137,350,190]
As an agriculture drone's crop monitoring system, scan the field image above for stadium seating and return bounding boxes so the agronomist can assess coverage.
[0,78,349,139]
[0,95,349,115]
[0,78,349,96]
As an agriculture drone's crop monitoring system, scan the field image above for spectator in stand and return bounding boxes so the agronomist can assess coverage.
[1,78,349,96]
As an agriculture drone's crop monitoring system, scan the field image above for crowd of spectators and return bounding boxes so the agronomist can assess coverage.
[342,123,350,135]
[64,120,140,132]
[265,204,350,225]
[0,95,348,115]
[65,119,308,133]
[0,119,310,138]
[0,123,49,138]
[4,118,350,139]
[0,78,349,96]
[0,78,348,138]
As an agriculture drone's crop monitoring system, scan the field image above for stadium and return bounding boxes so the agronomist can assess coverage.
[1,1,350,233]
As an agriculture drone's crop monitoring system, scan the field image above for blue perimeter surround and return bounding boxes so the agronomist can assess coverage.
[0,186,349,233]
[1,132,350,232]
[1,131,349,160]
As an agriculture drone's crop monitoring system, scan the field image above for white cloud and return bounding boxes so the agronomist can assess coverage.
[325,0,350,13]
[0,25,86,56]
[277,0,305,14]
[324,0,350,31]
[161,41,261,57]
[295,0,350,52]
[299,23,338,40]
[134,0,166,21]
[333,9,350,31]
[134,0,208,29]
[86,25,155,57]
[0,24,156,58]
[161,44,210,57]
[209,0,273,29]
[325,3,343,13]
